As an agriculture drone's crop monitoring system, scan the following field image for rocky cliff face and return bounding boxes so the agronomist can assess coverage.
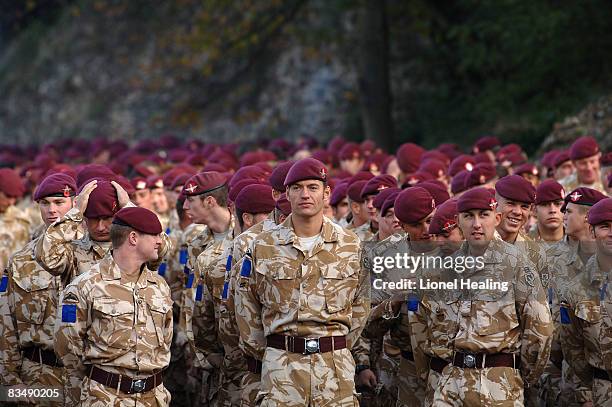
[0,1,357,145]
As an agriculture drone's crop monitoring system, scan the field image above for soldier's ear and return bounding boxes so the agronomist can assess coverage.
[494,212,502,227]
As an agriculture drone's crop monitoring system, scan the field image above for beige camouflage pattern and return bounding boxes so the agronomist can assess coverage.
[559,254,612,407]
[559,172,607,195]
[413,238,553,405]
[236,214,369,405]
[0,205,30,272]
[17,196,44,238]
[0,235,67,404]
[54,254,173,407]
[347,220,375,242]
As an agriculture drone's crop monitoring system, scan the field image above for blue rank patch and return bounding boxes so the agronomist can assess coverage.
[240,257,252,277]
[195,284,203,301]
[62,304,77,323]
[407,299,419,312]
[560,306,570,324]
[186,273,194,289]
[180,249,188,265]
[225,255,233,272]
[0,275,8,292]
[183,266,190,275]
[221,281,229,300]
[158,262,167,277]
[165,227,171,235]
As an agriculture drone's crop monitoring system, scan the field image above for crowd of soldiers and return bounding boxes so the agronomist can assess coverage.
[0,134,610,406]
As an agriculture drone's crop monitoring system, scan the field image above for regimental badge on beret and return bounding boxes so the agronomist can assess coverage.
[466,163,474,171]
[370,163,379,172]
[408,177,418,186]
[155,179,164,188]
[532,168,538,176]
[136,181,147,190]
[488,198,497,210]
[185,183,198,194]
[320,167,327,179]
[501,160,511,168]
[377,184,388,191]
[438,170,443,177]
[479,174,486,184]
[63,185,72,197]
[560,188,565,199]
[442,220,456,232]
[570,191,582,202]
[112,201,118,212]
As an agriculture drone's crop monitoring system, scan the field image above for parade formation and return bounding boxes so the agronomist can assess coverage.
[0,134,610,406]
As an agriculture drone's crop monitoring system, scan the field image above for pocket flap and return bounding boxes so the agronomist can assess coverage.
[93,297,133,316]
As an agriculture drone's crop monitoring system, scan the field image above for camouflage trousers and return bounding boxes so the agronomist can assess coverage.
[396,355,425,407]
[78,375,171,407]
[432,366,524,406]
[560,361,591,406]
[217,349,247,407]
[377,346,401,407]
[15,358,65,406]
[239,371,260,407]
[536,362,562,407]
[256,347,359,406]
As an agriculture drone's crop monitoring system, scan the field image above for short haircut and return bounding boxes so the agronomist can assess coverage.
[110,223,134,248]
[200,185,228,208]
[236,207,245,230]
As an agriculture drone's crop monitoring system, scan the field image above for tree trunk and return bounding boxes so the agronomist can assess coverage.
[356,0,394,151]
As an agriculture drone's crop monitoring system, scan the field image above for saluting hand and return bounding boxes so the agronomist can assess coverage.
[111,181,131,208]
[75,179,97,214]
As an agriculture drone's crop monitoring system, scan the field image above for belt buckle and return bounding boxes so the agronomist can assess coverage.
[463,353,476,368]
[304,338,320,355]
[131,379,146,393]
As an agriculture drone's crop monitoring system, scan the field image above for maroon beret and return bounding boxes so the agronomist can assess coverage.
[499,152,526,168]
[449,155,475,177]
[360,175,397,198]
[183,171,227,197]
[541,151,559,169]
[360,139,377,155]
[253,161,273,173]
[587,198,612,225]
[0,168,25,198]
[473,152,493,164]
[269,161,294,191]
[553,151,571,168]
[396,143,425,173]
[311,150,333,166]
[381,190,401,217]
[451,171,469,195]
[34,173,76,201]
[44,164,77,180]
[402,171,434,188]
[495,175,536,204]
[235,184,275,214]
[329,182,349,206]
[363,152,388,173]
[373,187,401,211]
[562,187,607,212]
[394,187,435,224]
[473,136,501,153]
[83,180,119,218]
[162,168,187,187]
[347,180,368,203]
[146,175,164,190]
[496,144,522,161]
[338,142,362,161]
[422,150,449,165]
[113,207,162,235]
[284,158,328,187]
[228,165,268,189]
[76,164,115,189]
[570,136,600,161]
[535,180,565,205]
[417,181,450,206]
[513,163,539,177]
[600,152,612,167]
[274,194,291,216]
[131,177,148,191]
[113,175,135,197]
[457,187,498,212]
[429,198,459,235]
[170,173,193,191]
[202,163,228,173]
[464,163,497,190]
[349,171,375,184]
[419,159,447,179]
[229,179,265,202]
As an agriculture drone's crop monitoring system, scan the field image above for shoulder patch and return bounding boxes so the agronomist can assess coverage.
[195,284,203,301]
[186,273,195,289]
[225,255,233,272]
[560,304,570,325]
[407,298,419,312]
[61,304,77,323]
[240,257,252,278]
[0,275,8,292]
[221,281,229,300]
[180,249,188,265]
[158,262,167,277]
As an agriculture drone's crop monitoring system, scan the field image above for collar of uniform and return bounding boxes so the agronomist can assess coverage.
[101,253,154,288]
[459,239,504,264]
[276,214,338,245]
[77,235,111,258]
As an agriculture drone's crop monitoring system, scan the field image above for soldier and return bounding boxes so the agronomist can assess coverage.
[346,180,375,241]
[339,143,366,176]
[236,157,370,406]
[559,136,606,193]
[180,171,233,406]
[559,198,612,407]
[528,179,566,242]
[329,182,350,224]
[428,198,463,256]
[0,168,30,272]
[131,176,153,210]
[148,175,172,230]
[360,175,398,234]
[217,184,276,406]
[54,207,173,407]
[414,187,553,405]
[0,174,76,407]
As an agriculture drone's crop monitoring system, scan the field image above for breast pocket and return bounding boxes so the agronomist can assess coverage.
[257,260,297,313]
[92,297,134,349]
[149,299,173,349]
[13,272,52,325]
[575,300,602,347]
[473,292,519,336]
[321,264,358,314]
